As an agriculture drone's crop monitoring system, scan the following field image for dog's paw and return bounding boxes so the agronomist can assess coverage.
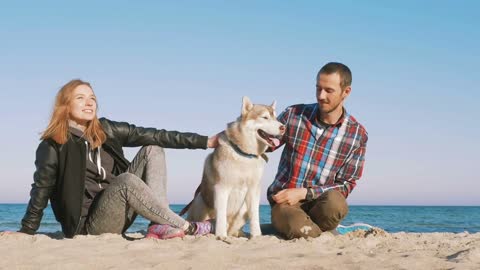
[229,230,246,238]
[249,233,262,239]
[237,230,247,238]
[216,235,228,242]
[249,228,262,238]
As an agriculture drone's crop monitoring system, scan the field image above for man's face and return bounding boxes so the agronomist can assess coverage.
[316,72,350,114]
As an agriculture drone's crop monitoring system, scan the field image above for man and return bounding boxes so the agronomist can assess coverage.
[267,62,368,239]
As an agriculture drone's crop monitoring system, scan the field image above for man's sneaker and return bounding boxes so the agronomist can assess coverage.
[336,223,374,235]
[145,224,185,239]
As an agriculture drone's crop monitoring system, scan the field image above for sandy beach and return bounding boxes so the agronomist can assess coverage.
[1,229,479,270]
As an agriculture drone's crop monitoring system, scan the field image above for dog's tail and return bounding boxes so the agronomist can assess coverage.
[179,183,202,216]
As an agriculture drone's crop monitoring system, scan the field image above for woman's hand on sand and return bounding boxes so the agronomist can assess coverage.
[207,132,222,148]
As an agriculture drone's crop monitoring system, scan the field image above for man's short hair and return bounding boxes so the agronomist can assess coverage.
[318,62,352,89]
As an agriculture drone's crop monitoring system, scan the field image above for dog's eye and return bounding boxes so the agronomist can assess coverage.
[262,116,269,119]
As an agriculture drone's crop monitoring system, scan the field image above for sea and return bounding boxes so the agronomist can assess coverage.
[1,204,479,234]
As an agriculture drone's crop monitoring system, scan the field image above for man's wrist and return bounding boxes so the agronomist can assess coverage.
[305,187,314,201]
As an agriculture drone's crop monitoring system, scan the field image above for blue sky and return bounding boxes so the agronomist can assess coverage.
[1,1,479,205]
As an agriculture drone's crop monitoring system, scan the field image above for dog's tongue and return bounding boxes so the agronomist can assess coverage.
[270,138,281,147]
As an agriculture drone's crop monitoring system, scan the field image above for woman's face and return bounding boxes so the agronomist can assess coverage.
[69,84,97,125]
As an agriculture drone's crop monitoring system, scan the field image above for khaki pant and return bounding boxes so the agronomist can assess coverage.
[271,190,348,239]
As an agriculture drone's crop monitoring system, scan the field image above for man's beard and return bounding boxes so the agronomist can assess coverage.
[319,100,342,114]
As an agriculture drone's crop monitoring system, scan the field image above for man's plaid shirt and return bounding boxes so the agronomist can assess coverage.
[267,103,368,204]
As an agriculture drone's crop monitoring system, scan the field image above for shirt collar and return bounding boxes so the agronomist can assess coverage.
[313,104,347,128]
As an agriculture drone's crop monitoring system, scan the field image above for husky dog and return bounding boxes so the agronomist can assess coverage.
[184,96,285,238]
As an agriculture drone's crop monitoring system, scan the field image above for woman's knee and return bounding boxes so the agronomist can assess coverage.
[141,145,165,159]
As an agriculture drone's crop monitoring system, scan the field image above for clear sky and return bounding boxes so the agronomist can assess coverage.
[1,1,479,205]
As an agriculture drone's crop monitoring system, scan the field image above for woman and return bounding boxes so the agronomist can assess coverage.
[19,79,217,239]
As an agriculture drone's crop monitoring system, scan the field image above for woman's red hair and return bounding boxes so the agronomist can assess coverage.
[41,79,106,148]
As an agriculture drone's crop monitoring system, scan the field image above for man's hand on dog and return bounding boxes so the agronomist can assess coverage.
[272,188,308,205]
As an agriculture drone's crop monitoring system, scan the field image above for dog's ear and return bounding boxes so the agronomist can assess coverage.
[270,100,276,110]
[241,96,253,116]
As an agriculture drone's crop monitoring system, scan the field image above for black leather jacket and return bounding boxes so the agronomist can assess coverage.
[20,118,208,238]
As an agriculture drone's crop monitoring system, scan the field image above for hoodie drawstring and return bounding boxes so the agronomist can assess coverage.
[84,141,106,188]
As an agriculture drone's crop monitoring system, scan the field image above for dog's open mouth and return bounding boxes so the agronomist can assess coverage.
[257,129,281,147]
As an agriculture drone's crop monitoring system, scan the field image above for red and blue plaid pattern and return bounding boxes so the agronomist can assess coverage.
[267,103,368,204]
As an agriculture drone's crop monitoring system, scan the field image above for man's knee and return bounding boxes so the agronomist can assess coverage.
[271,203,322,239]
[309,190,349,231]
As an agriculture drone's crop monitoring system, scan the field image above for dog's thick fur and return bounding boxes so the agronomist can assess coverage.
[185,97,285,238]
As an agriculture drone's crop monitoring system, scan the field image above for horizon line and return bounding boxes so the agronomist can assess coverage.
[1,203,479,207]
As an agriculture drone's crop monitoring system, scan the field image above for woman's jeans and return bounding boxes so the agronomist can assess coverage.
[84,146,187,235]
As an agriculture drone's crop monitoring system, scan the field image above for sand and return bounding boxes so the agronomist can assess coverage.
[1,229,479,270]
